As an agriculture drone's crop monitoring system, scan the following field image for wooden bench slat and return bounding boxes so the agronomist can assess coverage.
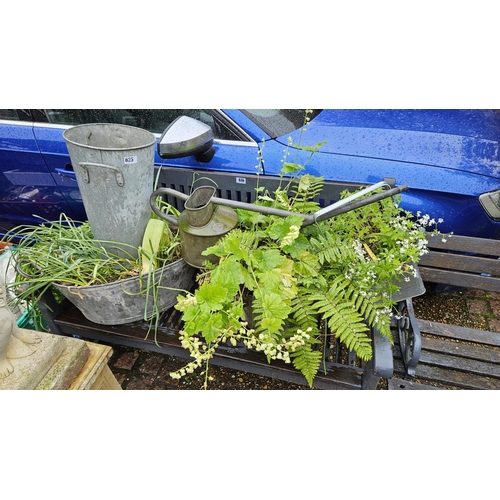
[425,234,500,255]
[418,349,500,379]
[394,357,500,389]
[417,319,500,347]
[388,377,441,390]
[422,336,500,364]
[414,362,500,389]
[419,251,500,276]
[419,267,500,292]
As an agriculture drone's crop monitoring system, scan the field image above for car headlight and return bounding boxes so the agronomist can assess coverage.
[479,189,500,221]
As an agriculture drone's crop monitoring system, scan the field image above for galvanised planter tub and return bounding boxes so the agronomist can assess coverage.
[53,258,195,325]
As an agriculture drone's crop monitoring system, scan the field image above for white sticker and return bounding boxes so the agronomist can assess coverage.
[124,156,138,164]
[236,177,246,185]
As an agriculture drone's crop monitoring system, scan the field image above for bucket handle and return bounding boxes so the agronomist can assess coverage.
[79,162,125,187]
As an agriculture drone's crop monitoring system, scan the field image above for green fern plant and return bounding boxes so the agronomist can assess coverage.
[289,343,323,388]
[305,277,373,359]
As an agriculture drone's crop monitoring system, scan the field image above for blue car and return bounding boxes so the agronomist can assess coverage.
[1,109,500,239]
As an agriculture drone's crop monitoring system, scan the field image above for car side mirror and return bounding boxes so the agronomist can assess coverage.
[157,115,215,162]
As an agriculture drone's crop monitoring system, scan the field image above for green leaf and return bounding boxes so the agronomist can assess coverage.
[260,317,283,333]
[259,249,287,271]
[203,313,225,343]
[281,162,304,174]
[297,175,312,192]
[228,301,244,322]
[257,268,283,290]
[221,231,247,259]
[257,291,291,320]
[239,266,256,291]
[237,209,268,226]
[210,256,245,296]
[294,250,320,278]
[267,216,304,241]
[266,218,289,241]
[294,140,327,153]
[281,233,310,258]
[182,307,211,336]
[203,229,255,261]
[195,282,228,311]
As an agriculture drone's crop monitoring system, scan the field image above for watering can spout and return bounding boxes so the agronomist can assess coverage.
[150,180,409,267]
[305,183,409,226]
[183,186,217,227]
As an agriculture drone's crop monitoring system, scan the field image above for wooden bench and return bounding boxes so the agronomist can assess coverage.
[36,229,500,390]
[35,170,418,390]
[38,289,396,390]
[389,233,500,389]
[32,166,500,389]
[391,319,500,389]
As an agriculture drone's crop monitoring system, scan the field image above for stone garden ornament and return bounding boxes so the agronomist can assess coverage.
[0,277,41,378]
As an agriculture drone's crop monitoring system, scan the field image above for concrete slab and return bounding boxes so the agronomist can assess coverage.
[0,329,90,390]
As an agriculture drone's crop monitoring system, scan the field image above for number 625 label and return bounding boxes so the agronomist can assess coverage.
[124,156,138,164]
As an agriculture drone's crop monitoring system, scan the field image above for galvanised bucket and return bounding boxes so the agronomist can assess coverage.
[63,123,156,258]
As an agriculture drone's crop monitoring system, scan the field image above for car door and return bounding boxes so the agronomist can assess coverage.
[0,109,79,235]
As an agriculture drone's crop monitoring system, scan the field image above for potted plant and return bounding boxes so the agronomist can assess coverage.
[169,158,443,388]
[1,203,195,329]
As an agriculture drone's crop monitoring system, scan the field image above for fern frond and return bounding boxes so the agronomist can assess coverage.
[289,288,321,334]
[306,277,373,360]
[290,344,323,388]
[309,232,356,266]
[353,291,392,340]
[288,175,324,214]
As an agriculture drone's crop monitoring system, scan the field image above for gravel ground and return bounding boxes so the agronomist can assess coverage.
[109,347,312,390]
[108,286,500,390]
[413,287,487,329]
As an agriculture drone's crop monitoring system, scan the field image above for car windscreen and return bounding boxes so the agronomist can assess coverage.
[240,109,322,138]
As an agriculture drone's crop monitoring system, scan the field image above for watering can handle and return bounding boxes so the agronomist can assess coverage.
[195,181,408,225]
[79,162,125,187]
[150,187,190,226]
[15,258,43,280]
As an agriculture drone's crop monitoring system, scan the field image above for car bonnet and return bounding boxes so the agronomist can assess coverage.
[278,109,500,178]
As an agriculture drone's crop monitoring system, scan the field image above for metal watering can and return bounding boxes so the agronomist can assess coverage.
[150,180,409,268]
